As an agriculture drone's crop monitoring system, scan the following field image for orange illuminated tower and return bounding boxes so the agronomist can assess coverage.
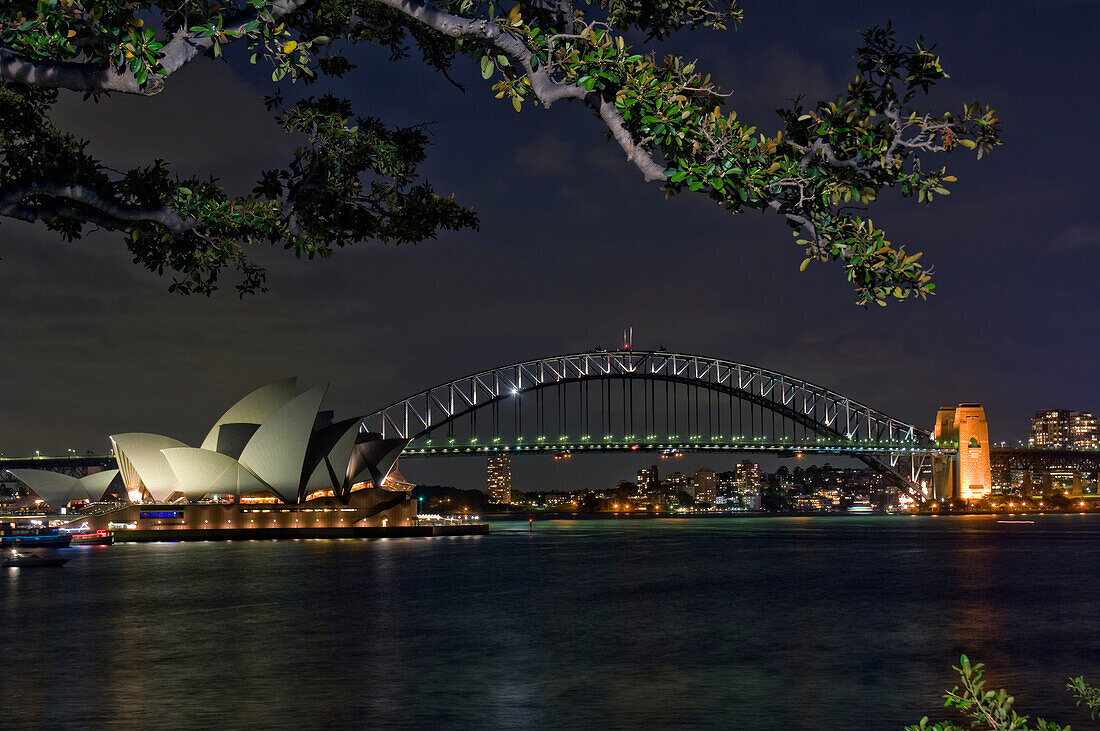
[954,404,992,500]
[932,404,992,501]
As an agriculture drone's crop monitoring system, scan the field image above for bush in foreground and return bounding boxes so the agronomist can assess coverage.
[909,656,1100,731]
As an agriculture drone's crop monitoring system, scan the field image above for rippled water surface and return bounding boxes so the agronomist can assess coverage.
[5,515,1100,729]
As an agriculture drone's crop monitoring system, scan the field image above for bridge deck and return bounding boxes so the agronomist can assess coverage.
[402,440,947,457]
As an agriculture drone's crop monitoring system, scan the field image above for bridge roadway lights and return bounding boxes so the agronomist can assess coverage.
[401,442,946,460]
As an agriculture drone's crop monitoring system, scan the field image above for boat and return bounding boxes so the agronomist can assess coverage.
[3,550,69,568]
[847,500,875,514]
[70,529,113,546]
[0,525,72,548]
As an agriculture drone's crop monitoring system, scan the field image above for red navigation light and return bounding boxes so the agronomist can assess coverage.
[630,444,639,451]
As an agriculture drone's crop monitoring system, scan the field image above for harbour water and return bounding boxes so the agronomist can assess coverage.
[4,515,1099,729]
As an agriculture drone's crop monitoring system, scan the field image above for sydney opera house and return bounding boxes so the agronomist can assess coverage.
[5,379,449,538]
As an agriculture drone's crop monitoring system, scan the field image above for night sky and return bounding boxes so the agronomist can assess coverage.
[1,1,1097,493]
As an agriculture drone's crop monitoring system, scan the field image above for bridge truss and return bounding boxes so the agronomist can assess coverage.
[363,350,944,498]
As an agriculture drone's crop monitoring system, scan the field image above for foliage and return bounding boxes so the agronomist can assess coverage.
[1068,675,1100,721]
[0,0,1000,301]
[908,656,1100,731]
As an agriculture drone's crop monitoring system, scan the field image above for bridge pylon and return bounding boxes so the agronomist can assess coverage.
[932,404,992,501]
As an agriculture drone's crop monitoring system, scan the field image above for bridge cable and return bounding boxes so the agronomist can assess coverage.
[606,378,612,438]
[695,384,700,439]
[629,377,634,438]
[687,383,692,437]
[664,380,669,438]
[672,381,678,437]
[712,386,718,438]
[621,379,626,439]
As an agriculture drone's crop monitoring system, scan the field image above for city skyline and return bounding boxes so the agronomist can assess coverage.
[5,363,1097,496]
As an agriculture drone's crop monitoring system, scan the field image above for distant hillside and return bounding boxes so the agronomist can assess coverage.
[412,484,496,514]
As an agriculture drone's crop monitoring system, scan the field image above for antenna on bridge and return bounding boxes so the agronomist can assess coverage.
[622,326,633,350]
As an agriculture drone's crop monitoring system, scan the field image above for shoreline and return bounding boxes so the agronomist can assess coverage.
[108,523,489,542]
[481,510,1099,520]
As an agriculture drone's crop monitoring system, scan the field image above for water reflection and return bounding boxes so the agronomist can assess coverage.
[3,515,1098,728]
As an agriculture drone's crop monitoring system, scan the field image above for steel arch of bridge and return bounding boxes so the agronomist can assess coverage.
[362,351,938,481]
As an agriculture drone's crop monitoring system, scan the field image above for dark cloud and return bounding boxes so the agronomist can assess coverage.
[514,134,576,176]
[2,1,1099,492]
[1051,224,1100,251]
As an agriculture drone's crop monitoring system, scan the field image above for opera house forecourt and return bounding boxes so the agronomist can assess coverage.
[6,379,486,540]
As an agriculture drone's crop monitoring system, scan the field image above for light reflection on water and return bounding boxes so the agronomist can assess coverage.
[4,515,1100,729]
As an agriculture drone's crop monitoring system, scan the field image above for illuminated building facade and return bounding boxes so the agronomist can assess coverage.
[7,379,414,530]
[716,461,764,506]
[104,378,407,505]
[932,403,992,501]
[693,468,717,504]
[487,453,512,504]
[636,465,659,495]
[1029,410,1098,449]
[1071,412,1098,449]
[79,482,417,534]
[665,471,689,498]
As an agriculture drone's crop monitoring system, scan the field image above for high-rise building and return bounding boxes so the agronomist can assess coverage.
[717,461,763,506]
[693,468,717,504]
[1071,412,1098,449]
[1030,410,1097,449]
[1031,410,1070,449]
[636,465,659,495]
[486,453,512,504]
[665,471,690,498]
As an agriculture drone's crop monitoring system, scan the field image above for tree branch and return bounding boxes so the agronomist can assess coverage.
[369,0,667,181]
[0,0,312,94]
[0,183,195,231]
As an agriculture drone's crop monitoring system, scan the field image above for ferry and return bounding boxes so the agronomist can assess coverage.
[847,500,875,514]
[0,525,72,548]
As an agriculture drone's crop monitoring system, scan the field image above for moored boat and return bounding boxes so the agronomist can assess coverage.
[70,529,113,546]
[0,525,72,547]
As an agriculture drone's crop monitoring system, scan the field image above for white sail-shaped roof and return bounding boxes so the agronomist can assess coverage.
[8,469,92,511]
[110,433,188,502]
[348,437,408,489]
[304,418,363,491]
[78,469,120,500]
[237,386,328,503]
[200,378,299,451]
[161,448,267,500]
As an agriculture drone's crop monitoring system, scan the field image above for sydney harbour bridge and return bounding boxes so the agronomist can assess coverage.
[360,349,945,500]
[1,348,997,503]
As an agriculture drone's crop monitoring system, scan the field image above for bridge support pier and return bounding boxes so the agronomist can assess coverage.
[933,404,992,502]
